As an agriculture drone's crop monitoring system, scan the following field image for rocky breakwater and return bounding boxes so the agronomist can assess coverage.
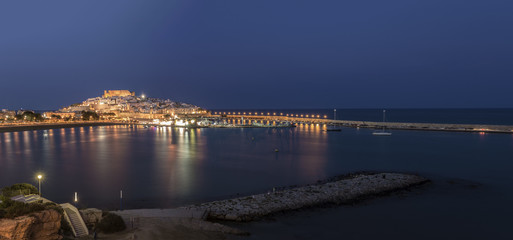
[183,173,428,222]
[0,209,62,240]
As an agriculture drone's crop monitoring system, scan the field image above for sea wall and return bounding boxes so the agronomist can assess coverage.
[223,115,513,133]
[183,173,428,221]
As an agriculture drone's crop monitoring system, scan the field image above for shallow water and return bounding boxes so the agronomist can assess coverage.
[0,124,512,239]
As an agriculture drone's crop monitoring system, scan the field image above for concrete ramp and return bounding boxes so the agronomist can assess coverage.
[113,208,207,225]
[60,203,89,237]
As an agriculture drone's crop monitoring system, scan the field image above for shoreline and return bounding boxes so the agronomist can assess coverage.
[0,121,123,132]
[0,172,429,240]
[2,117,513,134]
[103,172,428,239]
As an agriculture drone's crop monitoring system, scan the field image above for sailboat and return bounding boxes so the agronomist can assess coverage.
[372,110,392,136]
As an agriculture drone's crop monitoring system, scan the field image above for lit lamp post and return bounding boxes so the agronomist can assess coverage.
[37,175,42,196]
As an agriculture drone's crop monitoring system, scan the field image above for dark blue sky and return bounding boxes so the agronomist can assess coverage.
[1,0,512,110]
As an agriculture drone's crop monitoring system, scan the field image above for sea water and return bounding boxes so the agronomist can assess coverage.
[1,109,512,239]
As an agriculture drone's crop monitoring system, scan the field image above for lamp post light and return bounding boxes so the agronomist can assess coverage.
[120,190,123,211]
[37,175,42,196]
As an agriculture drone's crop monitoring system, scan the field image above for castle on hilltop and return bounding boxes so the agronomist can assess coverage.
[102,90,135,98]
[49,89,207,121]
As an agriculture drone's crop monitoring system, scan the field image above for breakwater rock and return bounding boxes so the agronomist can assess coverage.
[183,173,428,222]
[79,208,103,228]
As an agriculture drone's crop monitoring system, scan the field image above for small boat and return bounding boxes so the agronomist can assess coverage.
[373,110,392,136]
[372,131,392,136]
[325,128,341,132]
[252,122,273,127]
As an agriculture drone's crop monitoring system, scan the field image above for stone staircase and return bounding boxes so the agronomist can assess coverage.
[60,203,89,237]
[11,194,52,204]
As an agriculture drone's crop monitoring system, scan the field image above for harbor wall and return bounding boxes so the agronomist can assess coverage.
[221,115,513,133]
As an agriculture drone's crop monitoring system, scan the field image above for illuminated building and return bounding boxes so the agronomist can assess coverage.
[102,90,135,98]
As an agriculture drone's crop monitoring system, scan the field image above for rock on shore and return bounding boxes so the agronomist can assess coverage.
[79,208,103,228]
[0,209,62,240]
[183,173,428,221]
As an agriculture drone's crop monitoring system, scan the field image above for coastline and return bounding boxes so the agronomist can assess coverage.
[0,121,123,133]
[99,172,429,239]
[3,117,513,134]
[0,172,429,240]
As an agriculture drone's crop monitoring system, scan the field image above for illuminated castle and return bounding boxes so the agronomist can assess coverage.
[102,90,135,98]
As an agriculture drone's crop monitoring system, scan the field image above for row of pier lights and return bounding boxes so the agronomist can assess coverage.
[213,111,329,119]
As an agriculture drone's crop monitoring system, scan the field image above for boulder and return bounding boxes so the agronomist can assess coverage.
[0,209,62,240]
[79,208,102,227]
[224,214,238,221]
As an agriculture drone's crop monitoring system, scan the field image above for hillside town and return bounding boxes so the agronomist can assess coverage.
[1,90,209,124]
[0,90,301,128]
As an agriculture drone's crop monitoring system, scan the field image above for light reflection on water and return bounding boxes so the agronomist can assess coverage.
[0,125,331,208]
[0,125,512,218]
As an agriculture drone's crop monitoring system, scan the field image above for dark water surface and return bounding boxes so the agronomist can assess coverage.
[1,123,512,239]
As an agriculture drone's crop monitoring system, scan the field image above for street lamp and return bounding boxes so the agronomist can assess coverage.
[37,175,42,196]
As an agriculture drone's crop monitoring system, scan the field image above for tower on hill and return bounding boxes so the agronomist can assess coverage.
[103,90,135,98]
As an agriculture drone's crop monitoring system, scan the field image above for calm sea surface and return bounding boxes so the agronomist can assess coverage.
[1,109,513,239]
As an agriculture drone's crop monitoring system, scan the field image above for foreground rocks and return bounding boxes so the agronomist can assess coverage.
[183,173,428,221]
[0,209,62,240]
[79,208,103,228]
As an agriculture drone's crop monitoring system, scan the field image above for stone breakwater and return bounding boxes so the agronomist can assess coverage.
[183,173,428,222]
[222,115,513,134]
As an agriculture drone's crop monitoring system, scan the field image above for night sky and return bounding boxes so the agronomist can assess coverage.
[1,0,512,110]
